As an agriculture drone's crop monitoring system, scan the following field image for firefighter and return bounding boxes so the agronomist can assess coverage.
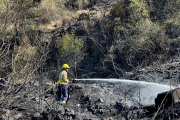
[56,64,70,104]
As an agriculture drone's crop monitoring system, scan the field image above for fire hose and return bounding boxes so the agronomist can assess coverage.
[41,78,75,95]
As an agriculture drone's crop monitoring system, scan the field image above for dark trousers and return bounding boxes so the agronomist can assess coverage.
[57,84,68,101]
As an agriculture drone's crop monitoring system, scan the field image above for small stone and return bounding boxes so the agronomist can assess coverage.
[65,108,70,112]
[76,104,80,107]
[99,98,104,103]
[34,112,41,117]
[14,113,23,119]
[0,78,6,84]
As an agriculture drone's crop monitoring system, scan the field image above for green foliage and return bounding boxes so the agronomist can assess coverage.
[56,32,86,66]
[56,32,84,56]
[111,0,149,25]
[165,0,180,25]
[162,0,180,40]
[0,0,12,13]
[129,0,149,18]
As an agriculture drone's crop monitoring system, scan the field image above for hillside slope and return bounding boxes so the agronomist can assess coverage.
[1,0,180,119]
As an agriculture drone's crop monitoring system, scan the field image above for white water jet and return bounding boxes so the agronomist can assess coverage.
[75,79,175,106]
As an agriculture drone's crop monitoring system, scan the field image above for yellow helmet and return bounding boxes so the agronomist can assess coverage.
[62,64,70,69]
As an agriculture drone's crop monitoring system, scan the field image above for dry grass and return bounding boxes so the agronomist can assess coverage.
[32,0,111,29]
[29,0,75,29]
[1,0,110,31]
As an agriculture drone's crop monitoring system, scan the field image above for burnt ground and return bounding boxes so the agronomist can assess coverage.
[1,77,180,120]
[0,80,128,120]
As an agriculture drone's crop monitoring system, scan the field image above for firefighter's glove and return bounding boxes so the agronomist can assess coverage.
[69,79,75,83]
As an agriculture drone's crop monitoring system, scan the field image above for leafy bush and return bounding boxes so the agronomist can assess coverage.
[129,0,149,19]
[164,0,180,39]
[111,0,149,22]
[0,0,9,13]
[56,32,86,66]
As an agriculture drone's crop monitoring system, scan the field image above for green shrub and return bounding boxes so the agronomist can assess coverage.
[111,0,149,21]
[0,0,13,13]
[56,32,86,66]
[163,0,180,39]
[129,0,149,18]
[56,32,83,56]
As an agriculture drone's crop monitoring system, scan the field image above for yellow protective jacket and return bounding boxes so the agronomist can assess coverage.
[58,70,69,85]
